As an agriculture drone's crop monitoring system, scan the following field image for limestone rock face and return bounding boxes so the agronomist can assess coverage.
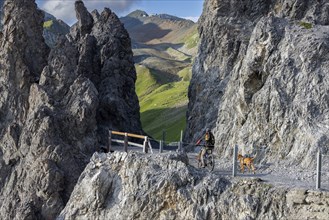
[0,0,3,30]
[186,0,329,166]
[0,0,49,164]
[58,152,329,220]
[0,0,142,219]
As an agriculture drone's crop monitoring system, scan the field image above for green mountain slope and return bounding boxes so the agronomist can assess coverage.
[136,64,191,141]
[122,10,198,141]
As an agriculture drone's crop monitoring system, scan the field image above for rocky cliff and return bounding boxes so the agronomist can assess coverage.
[58,152,329,220]
[0,0,3,29]
[186,0,329,166]
[0,0,142,219]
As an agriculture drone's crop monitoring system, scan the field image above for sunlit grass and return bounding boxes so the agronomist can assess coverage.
[180,25,199,49]
[136,64,190,141]
[43,20,53,28]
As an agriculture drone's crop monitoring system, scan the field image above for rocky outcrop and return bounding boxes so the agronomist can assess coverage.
[186,0,329,166]
[0,0,51,218]
[70,0,142,145]
[0,0,142,219]
[58,152,329,220]
[0,0,49,161]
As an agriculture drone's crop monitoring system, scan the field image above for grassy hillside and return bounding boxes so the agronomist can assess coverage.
[135,65,159,98]
[136,64,191,142]
[180,25,199,50]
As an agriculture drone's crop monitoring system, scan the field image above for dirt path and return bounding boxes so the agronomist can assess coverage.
[109,145,329,191]
[187,152,329,191]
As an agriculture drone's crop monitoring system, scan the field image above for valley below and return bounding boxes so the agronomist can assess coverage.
[121,10,198,141]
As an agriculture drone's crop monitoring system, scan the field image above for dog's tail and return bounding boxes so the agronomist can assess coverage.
[251,151,258,161]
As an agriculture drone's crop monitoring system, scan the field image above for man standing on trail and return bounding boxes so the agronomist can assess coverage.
[197,128,215,167]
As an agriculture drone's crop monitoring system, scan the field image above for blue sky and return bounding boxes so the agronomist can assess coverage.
[36,0,204,25]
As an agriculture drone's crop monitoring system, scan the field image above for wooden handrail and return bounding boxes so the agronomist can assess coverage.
[108,130,152,154]
[111,131,126,136]
[111,130,145,139]
[127,133,146,139]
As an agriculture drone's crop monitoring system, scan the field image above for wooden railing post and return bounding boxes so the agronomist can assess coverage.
[143,136,148,153]
[316,149,322,190]
[233,145,238,177]
[178,130,183,152]
[159,140,163,153]
[124,133,128,153]
[162,130,166,148]
[178,141,182,151]
[147,140,151,154]
[108,130,112,152]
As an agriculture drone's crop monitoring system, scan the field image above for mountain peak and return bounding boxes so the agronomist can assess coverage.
[127,10,149,18]
[153,13,187,22]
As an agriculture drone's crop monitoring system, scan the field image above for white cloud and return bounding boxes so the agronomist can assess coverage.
[183,16,199,23]
[42,1,73,23]
[39,0,141,25]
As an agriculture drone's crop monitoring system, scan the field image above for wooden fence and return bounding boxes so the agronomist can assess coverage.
[108,130,153,154]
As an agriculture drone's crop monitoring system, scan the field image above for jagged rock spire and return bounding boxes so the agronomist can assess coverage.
[0,0,49,163]
[70,0,142,146]
[75,0,93,37]
[1,0,49,76]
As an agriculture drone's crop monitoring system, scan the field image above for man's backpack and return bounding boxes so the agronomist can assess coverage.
[205,132,215,146]
[209,132,215,145]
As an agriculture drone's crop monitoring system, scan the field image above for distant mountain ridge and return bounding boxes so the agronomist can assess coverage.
[121,9,196,46]
[126,9,191,22]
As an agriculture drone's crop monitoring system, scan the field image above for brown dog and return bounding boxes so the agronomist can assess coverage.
[238,153,256,174]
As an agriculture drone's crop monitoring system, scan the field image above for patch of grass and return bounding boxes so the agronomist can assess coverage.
[178,66,192,81]
[43,20,53,28]
[299,21,312,29]
[135,65,160,98]
[166,47,190,61]
[141,106,187,141]
[139,81,189,112]
[181,26,199,49]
